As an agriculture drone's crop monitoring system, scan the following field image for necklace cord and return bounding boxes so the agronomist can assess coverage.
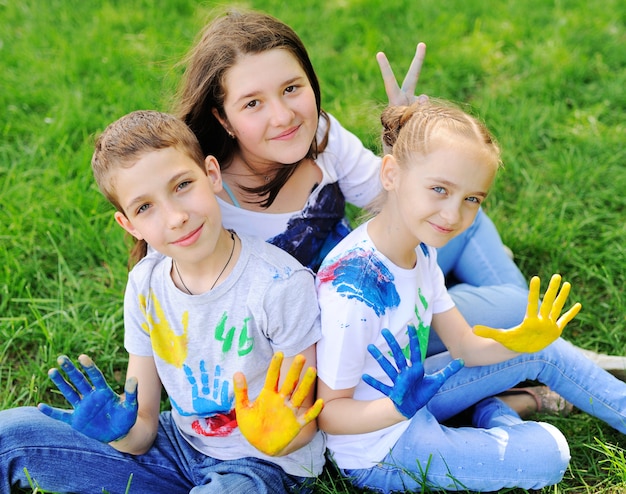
[174,230,236,295]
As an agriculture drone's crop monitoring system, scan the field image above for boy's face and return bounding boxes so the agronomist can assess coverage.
[114,147,223,264]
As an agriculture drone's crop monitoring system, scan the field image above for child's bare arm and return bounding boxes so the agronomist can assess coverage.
[317,327,462,435]
[437,274,581,366]
[110,354,162,455]
[316,379,402,435]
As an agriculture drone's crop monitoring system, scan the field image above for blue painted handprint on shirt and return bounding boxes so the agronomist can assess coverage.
[318,247,400,316]
[171,361,238,438]
[170,361,233,417]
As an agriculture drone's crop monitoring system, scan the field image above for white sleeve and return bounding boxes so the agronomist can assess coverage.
[317,113,382,208]
[315,276,378,390]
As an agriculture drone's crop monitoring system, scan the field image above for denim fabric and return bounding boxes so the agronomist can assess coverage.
[340,337,626,492]
[342,398,569,492]
[425,338,626,429]
[430,208,529,356]
[0,409,308,494]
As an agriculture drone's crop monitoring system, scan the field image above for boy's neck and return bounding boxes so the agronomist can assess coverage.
[172,229,238,294]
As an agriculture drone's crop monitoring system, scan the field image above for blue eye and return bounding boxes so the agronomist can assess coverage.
[176,180,191,192]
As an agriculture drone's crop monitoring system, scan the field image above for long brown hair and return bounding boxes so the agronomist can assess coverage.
[173,9,329,208]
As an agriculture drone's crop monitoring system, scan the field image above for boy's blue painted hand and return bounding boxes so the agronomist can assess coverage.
[363,325,464,419]
[38,355,138,443]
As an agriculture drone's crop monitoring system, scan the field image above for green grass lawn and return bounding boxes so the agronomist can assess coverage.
[2,0,626,492]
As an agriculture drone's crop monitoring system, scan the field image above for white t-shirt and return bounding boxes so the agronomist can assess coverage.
[315,221,454,469]
[124,233,325,477]
[218,112,381,271]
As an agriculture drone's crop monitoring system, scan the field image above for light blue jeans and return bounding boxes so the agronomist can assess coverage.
[431,208,529,355]
[342,398,569,492]
[342,337,626,492]
[0,409,309,494]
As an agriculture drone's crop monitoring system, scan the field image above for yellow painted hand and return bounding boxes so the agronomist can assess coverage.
[473,274,582,353]
[233,352,324,456]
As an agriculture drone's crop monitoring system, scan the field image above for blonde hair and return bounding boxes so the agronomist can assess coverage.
[367,100,502,214]
[92,110,206,266]
[381,99,501,163]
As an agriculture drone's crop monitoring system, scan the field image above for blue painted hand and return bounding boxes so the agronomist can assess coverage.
[38,354,138,443]
[363,325,464,419]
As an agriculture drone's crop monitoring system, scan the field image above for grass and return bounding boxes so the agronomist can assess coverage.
[2,0,626,492]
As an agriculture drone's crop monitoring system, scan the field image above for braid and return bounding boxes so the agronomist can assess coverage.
[380,99,500,167]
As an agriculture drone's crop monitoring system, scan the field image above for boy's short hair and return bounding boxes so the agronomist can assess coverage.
[92,110,206,212]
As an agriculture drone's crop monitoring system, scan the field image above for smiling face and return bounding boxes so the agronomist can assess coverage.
[113,147,224,265]
[216,48,319,167]
[380,139,497,250]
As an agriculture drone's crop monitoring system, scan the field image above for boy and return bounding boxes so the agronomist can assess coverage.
[1,110,324,493]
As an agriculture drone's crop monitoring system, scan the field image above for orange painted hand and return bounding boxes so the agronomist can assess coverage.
[473,274,582,353]
[233,352,324,456]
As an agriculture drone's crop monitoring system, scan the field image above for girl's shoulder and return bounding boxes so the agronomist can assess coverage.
[316,112,381,206]
[317,223,374,275]
[317,112,352,152]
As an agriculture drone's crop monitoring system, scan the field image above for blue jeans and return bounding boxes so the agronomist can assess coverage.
[0,409,309,494]
[343,398,569,492]
[430,208,529,355]
[342,337,626,492]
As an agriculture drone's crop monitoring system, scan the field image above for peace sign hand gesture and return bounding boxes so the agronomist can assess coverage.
[38,354,138,443]
[377,42,429,106]
[474,274,582,353]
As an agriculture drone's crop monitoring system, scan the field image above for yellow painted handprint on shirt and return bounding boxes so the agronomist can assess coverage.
[139,291,188,367]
